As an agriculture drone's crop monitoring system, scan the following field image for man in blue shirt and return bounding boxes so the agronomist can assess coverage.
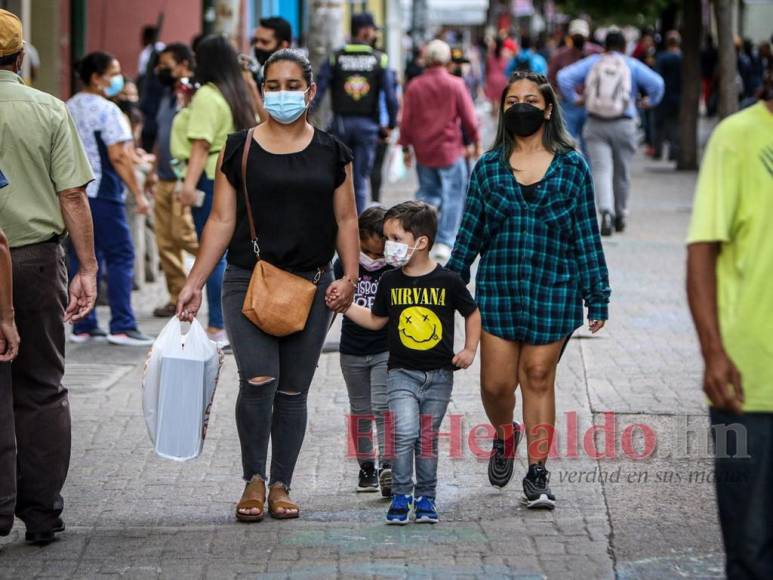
[313,12,399,214]
[558,30,664,235]
[654,31,683,161]
[506,35,548,76]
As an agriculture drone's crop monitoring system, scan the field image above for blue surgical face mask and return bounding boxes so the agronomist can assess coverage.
[263,89,309,124]
[104,74,125,98]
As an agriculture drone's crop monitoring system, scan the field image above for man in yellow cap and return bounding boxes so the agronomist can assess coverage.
[0,8,98,546]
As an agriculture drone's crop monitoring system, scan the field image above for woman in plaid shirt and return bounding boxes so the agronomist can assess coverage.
[447,72,610,509]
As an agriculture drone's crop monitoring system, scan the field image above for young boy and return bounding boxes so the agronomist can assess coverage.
[334,201,481,525]
[334,207,393,495]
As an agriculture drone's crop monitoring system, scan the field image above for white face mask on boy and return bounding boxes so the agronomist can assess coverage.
[384,240,418,268]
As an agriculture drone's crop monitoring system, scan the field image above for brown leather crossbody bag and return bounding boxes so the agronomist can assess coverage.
[239,127,322,336]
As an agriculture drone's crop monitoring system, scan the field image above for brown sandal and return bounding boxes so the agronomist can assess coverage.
[268,483,300,520]
[235,476,266,523]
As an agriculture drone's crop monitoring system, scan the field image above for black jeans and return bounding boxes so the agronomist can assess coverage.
[222,264,334,487]
[653,105,680,160]
[710,408,773,580]
[0,240,70,536]
[369,139,389,204]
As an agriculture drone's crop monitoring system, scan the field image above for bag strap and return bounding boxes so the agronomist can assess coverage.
[240,127,260,258]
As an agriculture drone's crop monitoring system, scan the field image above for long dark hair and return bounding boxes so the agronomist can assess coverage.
[490,71,575,165]
[194,35,256,130]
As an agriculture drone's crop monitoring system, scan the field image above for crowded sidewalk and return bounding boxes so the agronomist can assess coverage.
[0,145,724,579]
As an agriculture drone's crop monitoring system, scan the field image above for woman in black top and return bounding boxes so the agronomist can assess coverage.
[177,50,359,522]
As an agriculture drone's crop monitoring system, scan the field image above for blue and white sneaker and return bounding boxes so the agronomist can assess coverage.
[414,496,438,524]
[385,494,413,525]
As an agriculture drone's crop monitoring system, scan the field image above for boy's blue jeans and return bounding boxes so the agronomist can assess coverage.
[387,368,453,498]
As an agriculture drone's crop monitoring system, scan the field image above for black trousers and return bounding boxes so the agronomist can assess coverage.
[653,105,680,160]
[710,408,773,580]
[0,240,70,535]
[370,139,389,204]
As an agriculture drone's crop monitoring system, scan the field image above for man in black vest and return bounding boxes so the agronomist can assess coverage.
[314,12,398,214]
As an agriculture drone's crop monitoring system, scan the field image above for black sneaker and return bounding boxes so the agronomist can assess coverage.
[379,464,392,498]
[378,463,392,497]
[357,461,378,493]
[522,463,556,509]
[600,212,613,237]
[614,215,626,233]
[25,522,65,546]
[488,421,522,488]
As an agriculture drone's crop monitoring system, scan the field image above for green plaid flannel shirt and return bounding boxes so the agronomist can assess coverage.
[446,148,611,344]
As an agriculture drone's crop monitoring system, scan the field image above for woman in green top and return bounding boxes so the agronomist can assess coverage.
[171,35,257,345]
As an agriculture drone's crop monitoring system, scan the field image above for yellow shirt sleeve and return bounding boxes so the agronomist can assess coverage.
[185,85,225,145]
[686,123,741,245]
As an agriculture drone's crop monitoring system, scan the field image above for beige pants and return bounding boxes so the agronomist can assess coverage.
[153,180,199,303]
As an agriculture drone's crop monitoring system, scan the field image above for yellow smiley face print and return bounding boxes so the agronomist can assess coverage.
[398,306,442,351]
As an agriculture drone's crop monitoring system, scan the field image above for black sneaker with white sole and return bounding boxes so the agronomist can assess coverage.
[357,461,378,492]
[522,463,556,509]
[378,464,392,498]
[488,421,522,488]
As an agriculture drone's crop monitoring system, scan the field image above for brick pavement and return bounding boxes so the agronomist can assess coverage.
[0,136,724,579]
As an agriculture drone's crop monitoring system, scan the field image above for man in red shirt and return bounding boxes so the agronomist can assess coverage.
[548,19,602,153]
[399,39,480,262]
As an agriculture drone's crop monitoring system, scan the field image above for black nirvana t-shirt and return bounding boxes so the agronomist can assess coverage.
[372,266,477,371]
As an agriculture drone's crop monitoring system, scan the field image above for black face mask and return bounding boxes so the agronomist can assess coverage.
[504,103,547,137]
[157,67,176,87]
[254,47,274,66]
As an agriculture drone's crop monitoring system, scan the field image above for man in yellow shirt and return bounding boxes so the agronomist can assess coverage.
[686,66,773,578]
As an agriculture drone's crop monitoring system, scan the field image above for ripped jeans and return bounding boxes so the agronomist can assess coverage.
[222,264,334,487]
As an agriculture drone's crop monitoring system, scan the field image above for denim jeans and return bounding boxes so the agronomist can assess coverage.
[710,408,773,579]
[222,264,334,487]
[69,197,138,334]
[340,352,389,466]
[191,174,226,329]
[415,158,468,248]
[387,368,453,497]
[331,115,379,214]
[560,101,588,156]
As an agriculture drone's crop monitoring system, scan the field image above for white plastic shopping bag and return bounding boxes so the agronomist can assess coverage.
[142,318,223,461]
[386,141,407,184]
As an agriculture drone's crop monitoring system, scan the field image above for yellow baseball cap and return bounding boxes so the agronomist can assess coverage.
[0,9,23,58]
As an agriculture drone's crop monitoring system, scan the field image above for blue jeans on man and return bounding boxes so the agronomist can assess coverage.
[331,115,380,214]
[69,197,138,334]
[387,368,453,498]
[561,101,588,156]
[416,158,468,248]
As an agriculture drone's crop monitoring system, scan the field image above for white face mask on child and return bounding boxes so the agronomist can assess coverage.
[384,240,418,268]
[359,252,387,272]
